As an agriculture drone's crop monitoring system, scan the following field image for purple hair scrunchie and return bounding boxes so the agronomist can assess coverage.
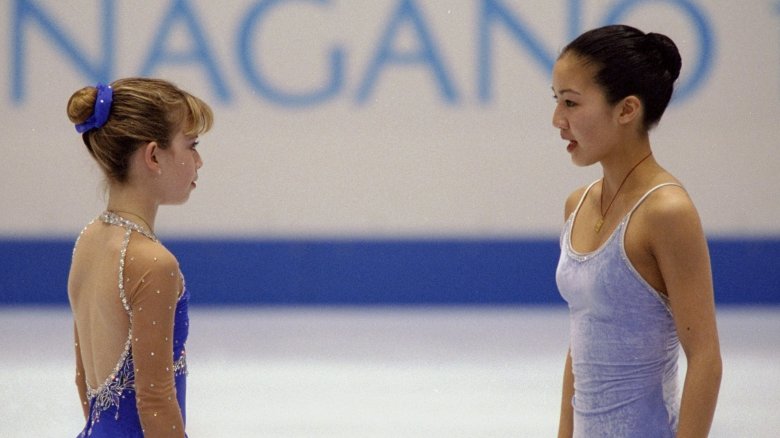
[75,83,113,133]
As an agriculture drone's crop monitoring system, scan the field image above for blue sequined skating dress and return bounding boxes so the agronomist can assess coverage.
[71,212,189,437]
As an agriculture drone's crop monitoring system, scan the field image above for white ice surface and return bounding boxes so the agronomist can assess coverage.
[0,306,777,437]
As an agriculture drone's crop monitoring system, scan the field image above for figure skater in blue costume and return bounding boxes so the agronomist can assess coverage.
[67,78,213,437]
[552,25,721,437]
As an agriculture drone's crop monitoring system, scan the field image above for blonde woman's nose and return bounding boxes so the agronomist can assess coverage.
[195,150,203,169]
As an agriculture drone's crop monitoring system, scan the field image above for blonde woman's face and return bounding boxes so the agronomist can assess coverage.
[157,128,202,205]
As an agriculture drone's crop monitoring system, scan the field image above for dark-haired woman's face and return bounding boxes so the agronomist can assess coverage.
[552,53,622,167]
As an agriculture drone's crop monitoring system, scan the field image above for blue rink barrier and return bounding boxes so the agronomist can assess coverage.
[0,238,778,305]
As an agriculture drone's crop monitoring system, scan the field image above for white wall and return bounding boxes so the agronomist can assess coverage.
[2,0,778,238]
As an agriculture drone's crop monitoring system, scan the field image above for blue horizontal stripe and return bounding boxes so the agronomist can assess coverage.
[1,238,777,305]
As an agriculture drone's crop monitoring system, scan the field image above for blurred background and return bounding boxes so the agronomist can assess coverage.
[1,0,778,436]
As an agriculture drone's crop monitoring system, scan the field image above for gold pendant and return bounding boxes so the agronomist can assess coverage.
[594,217,604,233]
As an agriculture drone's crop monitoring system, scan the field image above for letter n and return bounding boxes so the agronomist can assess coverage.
[12,0,115,102]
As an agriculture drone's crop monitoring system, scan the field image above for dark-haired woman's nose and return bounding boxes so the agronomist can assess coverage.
[552,108,567,130]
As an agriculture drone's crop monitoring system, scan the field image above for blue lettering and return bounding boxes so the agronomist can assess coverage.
[238,0,344,107]
[140,0,230,102]
[11,0,115,103]
[478,0,556,102]
[604,0,715,102]
[356,0,458,104]
[7,0,717,107]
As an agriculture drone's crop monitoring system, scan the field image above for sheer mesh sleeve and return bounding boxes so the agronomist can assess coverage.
[73,322,89,419]
[124,239,186,437]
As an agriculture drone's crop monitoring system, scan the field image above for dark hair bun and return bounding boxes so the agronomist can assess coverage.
[647,32,681,81]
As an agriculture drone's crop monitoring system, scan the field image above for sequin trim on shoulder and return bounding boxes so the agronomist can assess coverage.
[100,211,158,242]
[72,217,97,259]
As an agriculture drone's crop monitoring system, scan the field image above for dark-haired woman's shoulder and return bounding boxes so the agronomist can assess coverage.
[564,184,592,221]
[643,182,700,229]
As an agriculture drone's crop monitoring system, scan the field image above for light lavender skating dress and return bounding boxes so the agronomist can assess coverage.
[556,182,682,437]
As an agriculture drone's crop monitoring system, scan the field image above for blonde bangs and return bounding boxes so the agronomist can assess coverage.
[181,94,213,137]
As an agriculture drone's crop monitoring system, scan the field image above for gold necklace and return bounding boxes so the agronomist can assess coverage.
[594,152,653,233]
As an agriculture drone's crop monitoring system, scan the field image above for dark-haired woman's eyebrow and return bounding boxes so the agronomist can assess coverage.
[558,89,581,96]
[551,86,581,96]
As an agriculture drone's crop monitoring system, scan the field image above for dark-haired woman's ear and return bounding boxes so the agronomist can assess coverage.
[616,95,642,126]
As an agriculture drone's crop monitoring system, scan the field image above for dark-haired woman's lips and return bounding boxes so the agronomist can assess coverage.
[567,140,578,153]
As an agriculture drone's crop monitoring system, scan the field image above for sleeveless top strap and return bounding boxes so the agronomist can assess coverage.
[625,182,685,222]
[572,179,601,219]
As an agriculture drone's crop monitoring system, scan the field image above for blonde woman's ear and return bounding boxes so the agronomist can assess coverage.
[142,141,161,174]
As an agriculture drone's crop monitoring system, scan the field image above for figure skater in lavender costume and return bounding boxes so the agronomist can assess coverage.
[552,25,721,437]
